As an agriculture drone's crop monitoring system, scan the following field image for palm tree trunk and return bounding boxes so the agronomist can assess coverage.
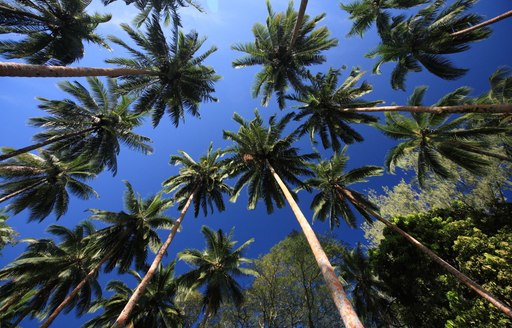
[451,10,512,36]
[0,127,97,162]
[338,187,512,319]
[267,161,364,328]
[112,190,198,328]
[0,62,153,77]
[339,104,512,114]
[0,180,44,203]
[290,0,309,48]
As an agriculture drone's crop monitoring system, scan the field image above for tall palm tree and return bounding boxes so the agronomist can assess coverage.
[0,78,153,174]
[288,68,381,152]
[0,223,100,326]
[113,144,231,327]
[0,149,97,221]
[38,180,174,328]
[107,15,220,127]
[375,86,510,187]
[232,0,338,108]
[367,0,491,90]
[178,226,257,328]
[84,262,185,328]
[0,210,16,253]
[130,0,203,28]
[222,109,365,328]
[0,0,111,65]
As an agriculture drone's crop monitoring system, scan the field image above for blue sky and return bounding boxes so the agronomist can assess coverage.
[0,0,511,327]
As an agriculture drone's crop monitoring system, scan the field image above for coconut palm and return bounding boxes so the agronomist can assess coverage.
[113,144,231,327]
[232,0,338,109]
[0,0,111,65]
[84,262,185,328]
[107,15,220,127]
[178,226,257,328]
[130,0,203,28]
[0,223,100,326]
[0,78,153,175]
[340,0,428,37]
[0,149,97,221]
[375,86,510,187]
[38,180,174,328]
[288,68,381,152]
[0,210,16,252]
[367,0,491,90]
[222,109,364,327]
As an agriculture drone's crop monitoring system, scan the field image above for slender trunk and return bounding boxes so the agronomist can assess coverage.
[267,162,364,328]
[290,0,308,48]
[0,62,153,78]
[339,187,512,319]
[451,10,512,37]
[0,127,96,162]
[339,104,512,114]
[0,180,44,203]
[112,190,197,328]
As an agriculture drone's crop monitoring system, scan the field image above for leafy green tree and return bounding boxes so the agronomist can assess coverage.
[178,226,257,328]
[0,210,16,254]
[0,0,111,65]
[84,262,185,328]
[232,0,337,108]
[0,150,97,221]
[130,0,203,28]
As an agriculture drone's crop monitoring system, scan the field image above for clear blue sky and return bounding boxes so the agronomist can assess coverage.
[0,0,511,327]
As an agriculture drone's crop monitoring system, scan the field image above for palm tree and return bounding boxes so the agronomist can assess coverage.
[113,144,231,327]
[129,0,203,28]
[107,15,220,127]
[288,68,381,152]
[178,226,257,328]
[0,0,111,65]
[0,223,100,326]
[222,109,365,327]
[340,0,428,37]
[0,78,153,174]
[0,149,97,221]
[0,210,16,253]
[367,0,491,90]
[232,0,337,108]
[84,262,185,328]
[38,180,174,328]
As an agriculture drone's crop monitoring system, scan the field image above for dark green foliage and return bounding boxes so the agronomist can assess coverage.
[32,77,153,175]
[0,211,16,254]
[232,0,338,108]
[223,109,318,213]
[84,262,185,327]
[0,150,97,221]
[367,0,491,90]
[288,68,381,151]
[131,0,203,28]
[106,15,220,127]
[370,202,512,327]
[0,0,111,65]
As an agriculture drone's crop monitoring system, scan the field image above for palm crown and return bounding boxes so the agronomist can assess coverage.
[0,0,111,65]
[232,0,338,108]
[106,15,220,127]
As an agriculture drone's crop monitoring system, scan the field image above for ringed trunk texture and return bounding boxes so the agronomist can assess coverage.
[339,104,512,114]
[112,190,197,328]
[451,10,512,36]
[0,127,96,162]
[290,0,309,48]
[0,180,44,203]
[0,62,152,78]
[339,188,512,319]
[267,162,364,328]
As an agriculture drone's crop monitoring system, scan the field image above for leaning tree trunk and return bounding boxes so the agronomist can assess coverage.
[267,162,364,328]
[339,104,512,114]
[0,62,152,78]
[0,180,44,203]
[0,127,97,162]
[451,10,512,36]
[112,190,197,328]
[290,0,309,48]
[338,187,512,319]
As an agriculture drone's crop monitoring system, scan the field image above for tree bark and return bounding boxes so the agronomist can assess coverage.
[338,187,512,319]
[0,180,44,203]
[338,104,512,114]
[112,190,197,328]
[0,127,97,162]
[290,0,309,48]
[451,10,512,37]
[0,62,152,78]
[267,161,364,328]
